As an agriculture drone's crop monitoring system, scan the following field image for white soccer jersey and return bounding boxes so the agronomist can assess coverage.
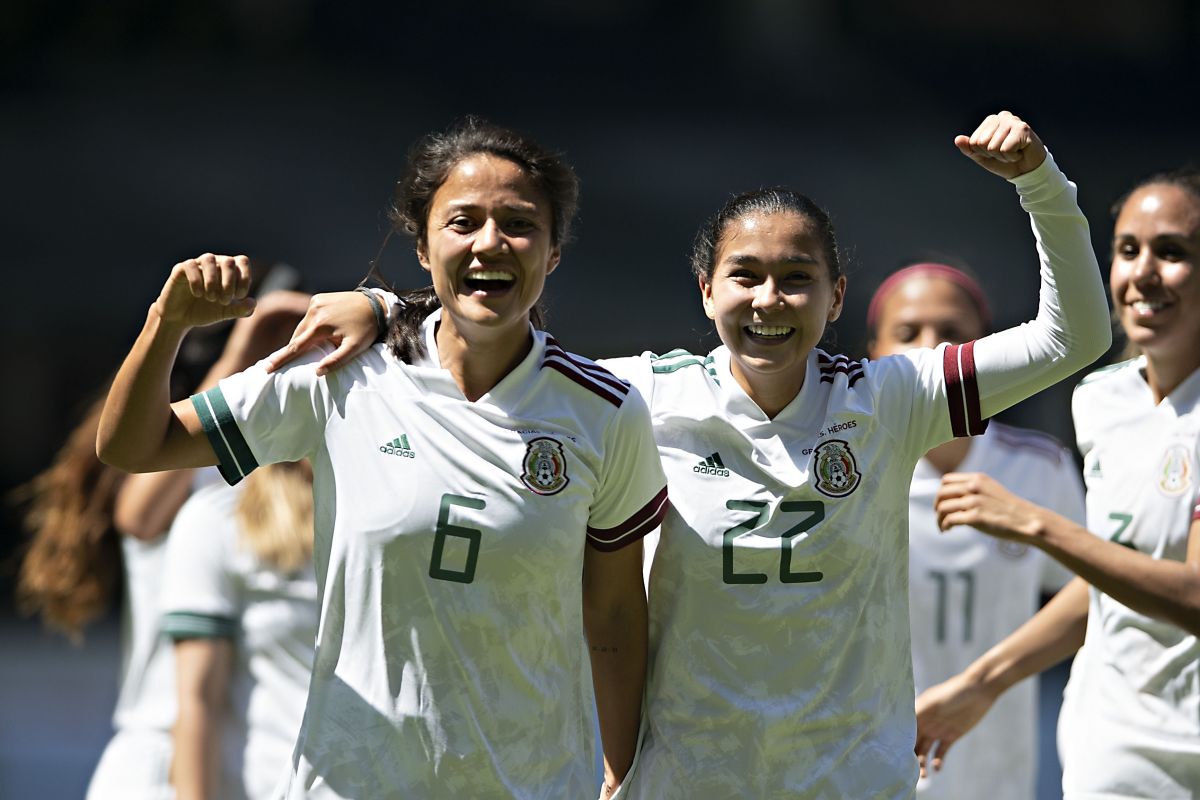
[192,311,669,800]
[160,481,319,800]
[604,154,1109,799]
[1059,358,1200,798]
[86,534,175,800]
[606,343,980,798]
[908,423,1083,800]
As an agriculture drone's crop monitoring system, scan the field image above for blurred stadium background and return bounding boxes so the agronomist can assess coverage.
[2,1,1197,797]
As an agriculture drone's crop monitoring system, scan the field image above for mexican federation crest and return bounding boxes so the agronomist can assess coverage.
[1158,444,1193,496]
[521,436,570,496]
[812,439,861,498]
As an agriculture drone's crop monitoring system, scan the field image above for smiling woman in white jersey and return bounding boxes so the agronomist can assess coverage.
[914,168,1200,799]
[271,111,1111,797]
[95,118,669,800]
[865,262,1085,799]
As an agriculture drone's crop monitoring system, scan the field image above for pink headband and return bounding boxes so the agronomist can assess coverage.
[866,263,992,333]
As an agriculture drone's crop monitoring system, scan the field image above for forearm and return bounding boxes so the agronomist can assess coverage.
[97,306,190,470]
[113,469,195,540]
[976,155,1111,418]
[584,595,647,788]
[172,696,222,800]
[967,576,1088,697]
[1032,511,1200,636]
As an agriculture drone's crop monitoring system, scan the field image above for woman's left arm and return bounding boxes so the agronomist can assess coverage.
[582,541,648,797]
[937,472,1200,636]
[953,112,1112,417]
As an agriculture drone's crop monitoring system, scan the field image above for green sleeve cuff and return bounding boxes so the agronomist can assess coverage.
[191,386,259,486]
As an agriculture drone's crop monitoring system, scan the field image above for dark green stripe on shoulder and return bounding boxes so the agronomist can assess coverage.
[191,387,258,486]
[162,611,237,640]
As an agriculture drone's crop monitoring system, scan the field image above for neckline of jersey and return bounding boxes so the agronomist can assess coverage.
[408,308,544,405]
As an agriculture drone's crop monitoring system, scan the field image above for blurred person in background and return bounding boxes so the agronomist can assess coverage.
[915,168,1200,799]
[161,460,317,800]
[14,263,306,799]
[865,261,1085,799]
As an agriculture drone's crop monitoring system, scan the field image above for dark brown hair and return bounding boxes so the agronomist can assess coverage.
[382,116,580,363]
[690,187,842,282]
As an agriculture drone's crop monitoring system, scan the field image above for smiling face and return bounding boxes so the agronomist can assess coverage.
[867,275,986,359]
[418,153,560,338]
[700,211,846,405]
[1110,184,1200,369]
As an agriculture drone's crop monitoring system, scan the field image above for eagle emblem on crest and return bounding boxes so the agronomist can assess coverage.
[521,437,570,496]
[812,439,861,498]
[1158,444,1192,496]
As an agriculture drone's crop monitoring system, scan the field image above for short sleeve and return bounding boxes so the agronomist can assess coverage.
[596,354,654,407]
[160,485,242,640]
[191,348,334,485]
[585,385,669,552]
[868,342,983,461]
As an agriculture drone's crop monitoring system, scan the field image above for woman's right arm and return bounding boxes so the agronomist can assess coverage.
[914,575,1089,776]
[172,637,234,800]
[97,254,256,472]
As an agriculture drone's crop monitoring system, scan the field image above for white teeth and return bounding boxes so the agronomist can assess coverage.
[747,325,794,337]
[468,270,515,282]
[1132,300,1165,313]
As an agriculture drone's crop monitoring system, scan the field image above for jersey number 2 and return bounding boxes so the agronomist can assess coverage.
[429,494,486,584]
[723,499,825,585]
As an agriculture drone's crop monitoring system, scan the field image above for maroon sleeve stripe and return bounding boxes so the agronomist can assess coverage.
[543,359,626,407]
[1192,502,1199,522]
[818,365,865,378]
[544,338,631,394]
[550,347,630,393]
[587,486,670,551]
[819,373,865,388]
[944,341,987,438]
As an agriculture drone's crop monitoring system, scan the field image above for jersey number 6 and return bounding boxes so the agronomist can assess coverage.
[430,494,486,584]
[723,499,825,585]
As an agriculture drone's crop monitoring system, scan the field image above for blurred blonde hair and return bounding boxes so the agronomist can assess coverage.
[235,461,313,574]
[15,393,125,640]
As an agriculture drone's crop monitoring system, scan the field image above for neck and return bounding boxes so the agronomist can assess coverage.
[923,436,972,474]
[1142,348,1200,404]
[434,315,533,401]
[729,362,805,419]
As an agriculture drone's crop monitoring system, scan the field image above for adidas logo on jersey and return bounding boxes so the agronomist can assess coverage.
[693,452,730,477]
[379,434,416,458]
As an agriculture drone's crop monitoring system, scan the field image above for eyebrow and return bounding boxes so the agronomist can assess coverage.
[724,253,819,266]
[444,200,541,214]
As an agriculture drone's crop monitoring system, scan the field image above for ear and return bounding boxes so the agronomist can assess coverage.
[827,275,848,323]
[416,241,431,273]
[699,273,716,320]
[545,246,562,277]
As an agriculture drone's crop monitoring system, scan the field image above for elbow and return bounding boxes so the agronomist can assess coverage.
[112,508,166,542]
[583,591,646,637]
[96,440,149,474]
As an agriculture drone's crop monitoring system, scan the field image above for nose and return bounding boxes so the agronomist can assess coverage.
[1128,246,1161,286]
[751,277,784,311]
[914,327,943,350]
[472,219,505,256]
